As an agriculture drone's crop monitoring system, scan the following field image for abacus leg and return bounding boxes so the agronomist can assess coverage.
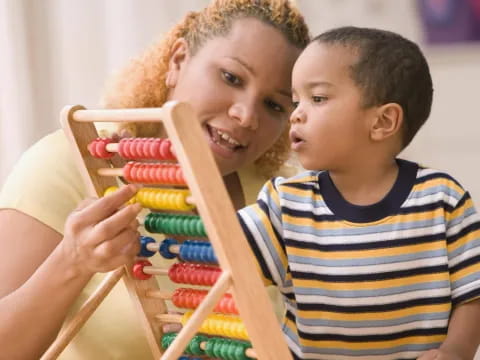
[41,268,125,360]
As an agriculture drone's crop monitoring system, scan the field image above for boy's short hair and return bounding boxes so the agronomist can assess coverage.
[314,27,433,148]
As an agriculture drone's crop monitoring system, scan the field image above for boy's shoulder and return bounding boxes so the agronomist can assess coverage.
[268,170,324,192]
[411,161,469,207]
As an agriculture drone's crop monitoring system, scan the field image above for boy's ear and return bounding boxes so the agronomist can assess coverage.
[166,38,190,88]
[370,103,403,142]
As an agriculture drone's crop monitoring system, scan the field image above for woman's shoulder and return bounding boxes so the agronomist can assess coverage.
[0,129,86,234]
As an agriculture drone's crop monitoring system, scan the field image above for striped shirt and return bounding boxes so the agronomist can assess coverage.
[238,159,480,360]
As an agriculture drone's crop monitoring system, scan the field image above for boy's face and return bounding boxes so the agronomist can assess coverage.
[290,42,377,171]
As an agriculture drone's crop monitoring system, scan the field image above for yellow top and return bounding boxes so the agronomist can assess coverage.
[0,129,288,359]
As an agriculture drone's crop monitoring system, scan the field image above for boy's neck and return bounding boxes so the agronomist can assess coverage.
[328,158,399,206]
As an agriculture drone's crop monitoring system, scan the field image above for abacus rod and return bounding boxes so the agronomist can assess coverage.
[97,168,123,177]
[145,289,172,300]
[160,270,232,360]
[143,266,169,276]
[105,143,119,153]
[72,108,167,122]
[145,243,180,254]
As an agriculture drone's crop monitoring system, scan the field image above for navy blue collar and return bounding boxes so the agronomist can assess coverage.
[318,159,419,223]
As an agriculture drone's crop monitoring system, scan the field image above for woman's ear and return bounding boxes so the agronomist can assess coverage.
[370,103,403,142]
[166,38,190,88]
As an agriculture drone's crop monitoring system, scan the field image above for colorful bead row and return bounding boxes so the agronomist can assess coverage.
[140,237,217,264]
[132,261,221,285]
[88,138,114,159]
[162,333,253,360]
[171,288,238,315]
[104,186,193,211]
[181,311,249,340]
[88,137,176,160]
[136,188,193,211]
[123,162,185,185]
[144,213,206,237]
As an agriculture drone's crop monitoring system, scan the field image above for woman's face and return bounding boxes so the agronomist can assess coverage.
[166,18,301,175]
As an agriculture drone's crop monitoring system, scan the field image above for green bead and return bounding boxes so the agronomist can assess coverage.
[187,335,205,355]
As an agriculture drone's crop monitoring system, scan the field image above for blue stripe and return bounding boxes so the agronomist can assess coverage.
[289,248,447,268]
[294,279,451,298]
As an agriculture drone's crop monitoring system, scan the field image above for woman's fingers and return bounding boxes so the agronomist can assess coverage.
[90,202,142,246]
[75,184,140,226]
[91,228,141,271]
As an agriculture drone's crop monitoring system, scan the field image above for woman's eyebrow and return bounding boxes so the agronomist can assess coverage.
[277,89,292,98]
[226,56,256,75]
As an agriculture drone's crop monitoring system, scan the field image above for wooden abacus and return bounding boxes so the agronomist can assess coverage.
[41,102,292,360]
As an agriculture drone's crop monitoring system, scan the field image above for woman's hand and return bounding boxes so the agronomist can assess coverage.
[60,184,143,276]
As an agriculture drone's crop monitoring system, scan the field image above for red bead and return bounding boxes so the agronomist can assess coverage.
[132,260,152,280]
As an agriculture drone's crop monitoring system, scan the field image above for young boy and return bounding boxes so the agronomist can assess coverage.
[238,27,480,360]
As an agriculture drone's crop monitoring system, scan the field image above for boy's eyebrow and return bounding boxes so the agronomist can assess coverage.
[306,80,334,88]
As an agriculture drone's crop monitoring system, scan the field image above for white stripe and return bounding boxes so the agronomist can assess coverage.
[447,211,480,237]
[296,287,450,306]
[297,319,448,336]
[452,278,480,299]
[282,198,333,215]
[284,223,445,245]
[403,192,458,208]
[449,244,480,267]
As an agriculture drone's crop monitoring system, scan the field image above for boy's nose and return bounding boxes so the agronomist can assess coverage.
[289,107,305,124]
[228,102,258,130]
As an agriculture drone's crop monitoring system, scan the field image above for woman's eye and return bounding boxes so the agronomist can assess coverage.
[265,99,284,113]
[313,96,327,103]
[222,70,242,86]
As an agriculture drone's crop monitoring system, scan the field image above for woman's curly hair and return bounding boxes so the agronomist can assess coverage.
[102,0,310,178]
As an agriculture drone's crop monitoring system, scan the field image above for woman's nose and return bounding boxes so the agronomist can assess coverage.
[228,102,258,130]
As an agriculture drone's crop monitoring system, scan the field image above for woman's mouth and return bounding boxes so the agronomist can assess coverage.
[205,124,246,157]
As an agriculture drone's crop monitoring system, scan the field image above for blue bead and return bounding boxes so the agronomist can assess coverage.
[137,236,156,257]
[159,238,179,259]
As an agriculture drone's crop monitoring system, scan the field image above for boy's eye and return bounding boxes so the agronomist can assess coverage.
[265,99,284,113]
[313,96,327,103]
[222,70,242,86]
[292,101,299,109]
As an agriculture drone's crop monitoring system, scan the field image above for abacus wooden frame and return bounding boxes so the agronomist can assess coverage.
[41,102,292,360]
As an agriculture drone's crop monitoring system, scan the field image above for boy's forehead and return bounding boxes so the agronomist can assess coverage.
[294,42,357,76]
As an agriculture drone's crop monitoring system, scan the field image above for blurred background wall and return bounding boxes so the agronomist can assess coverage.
[0,0,479,208]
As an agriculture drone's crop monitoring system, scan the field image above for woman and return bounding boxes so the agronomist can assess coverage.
[0,0,310,358]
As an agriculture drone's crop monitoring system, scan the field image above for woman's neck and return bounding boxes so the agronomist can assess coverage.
[223,172,246,210]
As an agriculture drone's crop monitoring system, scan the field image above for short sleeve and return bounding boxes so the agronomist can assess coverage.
[446,190,480,307]
[0,130,86,234]
[237,177,289,287]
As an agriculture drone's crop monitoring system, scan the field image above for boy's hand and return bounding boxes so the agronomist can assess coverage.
[61,184,143,276]
[417,349,464,360]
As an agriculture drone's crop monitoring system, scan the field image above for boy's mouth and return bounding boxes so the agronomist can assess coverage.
[289,129,305,146]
